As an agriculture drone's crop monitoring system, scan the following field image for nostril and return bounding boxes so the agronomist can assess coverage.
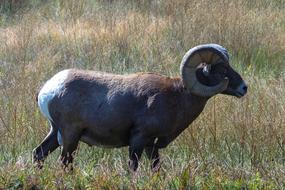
[243,85,248,92]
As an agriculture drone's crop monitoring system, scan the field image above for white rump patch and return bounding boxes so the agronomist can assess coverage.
[38,69,70,121]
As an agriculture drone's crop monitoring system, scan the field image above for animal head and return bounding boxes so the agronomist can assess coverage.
[180,44,247,98]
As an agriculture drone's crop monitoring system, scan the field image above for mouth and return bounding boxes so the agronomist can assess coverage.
[227,82,248,98]
[223,88,246,98]
[234,91,245,98]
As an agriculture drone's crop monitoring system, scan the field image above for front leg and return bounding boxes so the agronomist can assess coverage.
[145,145,160,172]
[128,133,146,172]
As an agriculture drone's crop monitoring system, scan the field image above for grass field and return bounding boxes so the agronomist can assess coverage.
[0,0,285,189]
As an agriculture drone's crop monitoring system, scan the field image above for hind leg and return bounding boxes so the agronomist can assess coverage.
[59,125,81,171]
[32,121,60,168]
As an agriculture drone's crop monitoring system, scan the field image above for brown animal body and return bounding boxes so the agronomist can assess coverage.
[33,44,247,171]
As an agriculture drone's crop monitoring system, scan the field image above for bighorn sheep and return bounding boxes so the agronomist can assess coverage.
[33,44,247,171]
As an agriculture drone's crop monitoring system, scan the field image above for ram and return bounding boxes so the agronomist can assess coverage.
[33,44,247,171]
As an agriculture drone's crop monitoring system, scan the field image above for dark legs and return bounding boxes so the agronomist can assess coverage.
[145,146,160,172]
[60,126,81,170]
[33,120,81,171]
[128,133,161,172]
[32,122,60,168]
[128,134,145,172]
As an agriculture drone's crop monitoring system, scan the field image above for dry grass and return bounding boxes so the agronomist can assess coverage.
[0,0,285,189]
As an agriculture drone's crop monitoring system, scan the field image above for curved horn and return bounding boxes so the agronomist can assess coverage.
[180,44,229,97]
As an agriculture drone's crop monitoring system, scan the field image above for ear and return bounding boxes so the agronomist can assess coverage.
[202,64,211,77]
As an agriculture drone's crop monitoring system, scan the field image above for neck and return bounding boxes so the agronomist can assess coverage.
[170,76,211,101]
[155,76,212,146]
[173,77,212,126]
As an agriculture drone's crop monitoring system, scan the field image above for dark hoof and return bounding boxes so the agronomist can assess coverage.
[151,160,161,173]
[60,162,74,173]
[33,160,44,169]
[128,160,138,172]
